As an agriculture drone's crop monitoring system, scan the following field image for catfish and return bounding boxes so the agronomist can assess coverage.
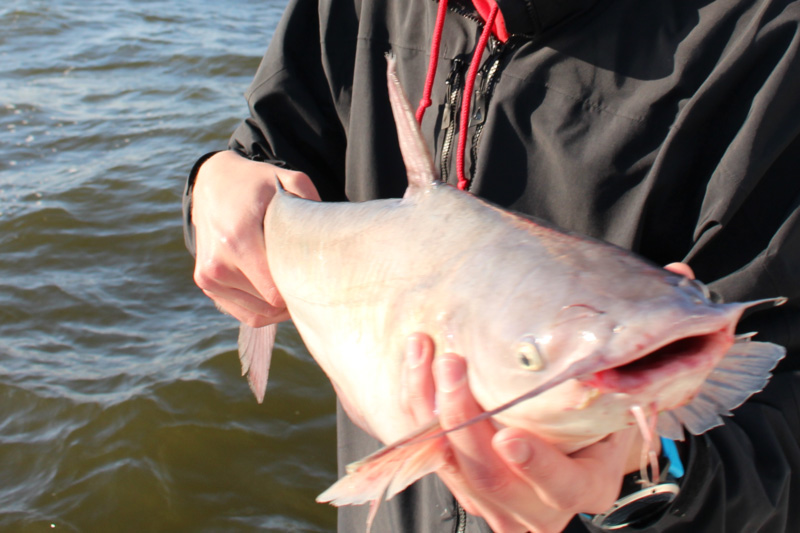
[237,56,784,521]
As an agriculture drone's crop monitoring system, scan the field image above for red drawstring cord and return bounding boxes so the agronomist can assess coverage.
[457,2,498,191]
[416,0,449,124]
[415,0,500,190]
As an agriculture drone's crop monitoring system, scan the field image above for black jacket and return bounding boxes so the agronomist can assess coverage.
[187,0,800,530]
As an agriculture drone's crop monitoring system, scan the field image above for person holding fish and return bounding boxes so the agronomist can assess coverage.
[184,0,800,531]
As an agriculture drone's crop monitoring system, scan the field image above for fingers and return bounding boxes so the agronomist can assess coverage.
[493,427,635,515]
[432,353,638,531]
[194,239,286,325]
[203,288,290,327]
[280,170,322,201]
[401,333,436,424]
[434,354,509,493]
[433,354,545,532]
[664,262,695,279]
[194,237,285,314]
[400,337,487,518]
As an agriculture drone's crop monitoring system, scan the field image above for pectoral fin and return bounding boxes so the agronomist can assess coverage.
[657,337,785,438]
[317,419,447,509]
[238,323,277,403]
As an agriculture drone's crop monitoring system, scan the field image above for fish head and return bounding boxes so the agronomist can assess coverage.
[463,267,752,446]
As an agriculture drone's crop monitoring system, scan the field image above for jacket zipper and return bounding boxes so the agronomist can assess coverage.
[446,0,484,24]
[437,3,513,192]
[439,41,504,188]
[455,499,467,532]
[440,58,464,183]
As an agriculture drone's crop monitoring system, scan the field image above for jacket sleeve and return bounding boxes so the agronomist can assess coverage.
[226,0,356,203]
[182,0,357,254]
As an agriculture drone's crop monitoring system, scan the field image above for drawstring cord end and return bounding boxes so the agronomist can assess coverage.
[415,98,433,124]
[415,0,450,125]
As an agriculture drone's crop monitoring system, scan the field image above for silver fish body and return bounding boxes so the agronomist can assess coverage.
[237,57,785,508]
[264,167,782,447]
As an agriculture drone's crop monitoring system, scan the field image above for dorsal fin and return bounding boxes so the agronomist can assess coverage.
[386,55,438,195]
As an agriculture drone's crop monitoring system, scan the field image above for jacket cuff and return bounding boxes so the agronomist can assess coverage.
[580,434,703,531]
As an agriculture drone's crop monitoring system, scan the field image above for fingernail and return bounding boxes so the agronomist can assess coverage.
[497,437,531,465]
[406,335,424,368]
[436,355,466,393]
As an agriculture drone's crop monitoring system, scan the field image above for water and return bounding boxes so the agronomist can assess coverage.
[0,1,338,530]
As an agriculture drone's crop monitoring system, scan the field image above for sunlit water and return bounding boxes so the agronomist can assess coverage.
[0,1,338,530]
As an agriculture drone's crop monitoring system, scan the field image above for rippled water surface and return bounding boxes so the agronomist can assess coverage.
[0,1,338,530]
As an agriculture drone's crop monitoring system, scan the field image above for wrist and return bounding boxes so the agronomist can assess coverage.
[182,150,222,255]
[582,437,685,530]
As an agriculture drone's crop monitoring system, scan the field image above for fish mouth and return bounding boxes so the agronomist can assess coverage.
[582,328,732,394]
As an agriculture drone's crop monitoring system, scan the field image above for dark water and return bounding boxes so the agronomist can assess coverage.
[0,1,338,531]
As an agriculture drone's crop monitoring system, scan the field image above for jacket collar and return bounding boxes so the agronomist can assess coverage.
[494,0,598,36]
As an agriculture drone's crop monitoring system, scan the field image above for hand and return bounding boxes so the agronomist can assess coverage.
[191,150,320,326]
[402,334,638,533]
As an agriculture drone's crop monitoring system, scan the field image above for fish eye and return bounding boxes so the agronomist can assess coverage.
[516,339,545,372]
